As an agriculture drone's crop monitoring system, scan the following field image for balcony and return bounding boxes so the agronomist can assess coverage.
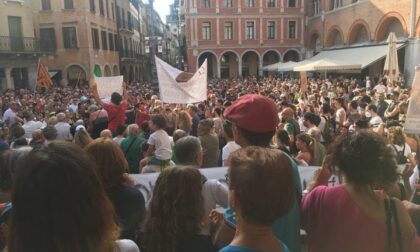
[0,36,40,53]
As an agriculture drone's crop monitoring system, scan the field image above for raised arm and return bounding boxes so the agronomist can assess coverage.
[89,78,102,105]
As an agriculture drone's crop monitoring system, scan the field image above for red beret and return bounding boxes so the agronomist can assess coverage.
[223,94,279,133]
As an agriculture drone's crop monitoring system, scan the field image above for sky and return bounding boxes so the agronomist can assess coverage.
[145,0,174,23]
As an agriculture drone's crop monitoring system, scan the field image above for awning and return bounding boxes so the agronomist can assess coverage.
[262,62,281,71]
[276,61,302,72]
[294,43,406,72]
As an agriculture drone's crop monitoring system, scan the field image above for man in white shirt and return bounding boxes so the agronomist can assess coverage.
[68,99,79,113]
[22,111,44,139]
[373,79,387,94]
[222,120,241,166]
[366,104,383,128]
[54,113,72,141]
[3,102,22,127]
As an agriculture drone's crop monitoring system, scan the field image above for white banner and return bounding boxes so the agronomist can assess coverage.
[131,166,340,203]
[155,56,207,104]
[95,76,123,99]
[405,67,420,134]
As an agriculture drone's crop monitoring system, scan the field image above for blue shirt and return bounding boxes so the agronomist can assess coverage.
[220,241,290,252]
[223,153,302,252]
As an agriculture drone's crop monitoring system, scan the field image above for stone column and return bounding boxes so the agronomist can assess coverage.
[5,67,13,90]
[238,57,242,77]
[258,59,263,77]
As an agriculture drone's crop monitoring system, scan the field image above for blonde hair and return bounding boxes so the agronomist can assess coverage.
[387,126,406,146]
[73,129,93,149]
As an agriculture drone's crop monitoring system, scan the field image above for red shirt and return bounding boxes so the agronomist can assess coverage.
[102,101,127,132]
[135,108,150,126]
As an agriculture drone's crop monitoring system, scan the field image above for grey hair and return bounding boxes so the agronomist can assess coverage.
[174,136,202,165]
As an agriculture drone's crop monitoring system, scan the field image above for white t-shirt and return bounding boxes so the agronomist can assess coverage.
[222,141,241,164]
[68,103,78,113]
[201,179,228,234]
[369,115,383,127]
[22,120,44,139]
[55,122,73,141]
[335,107,346,125]
[148,129,172,160]
[115,239,140,252]
[3,108,16,126]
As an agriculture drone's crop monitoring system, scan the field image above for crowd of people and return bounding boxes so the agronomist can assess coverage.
[0,74,419,251]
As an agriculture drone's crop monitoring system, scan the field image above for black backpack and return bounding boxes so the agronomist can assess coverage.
[391,144,407,165]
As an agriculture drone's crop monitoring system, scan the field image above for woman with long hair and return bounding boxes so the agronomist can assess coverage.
[142,166,216,252]
[85,138,145,241]
[294,133,314,166]
[178,111,192,134]
[276,129,291,155]
[302,131,420,252]
[73,125,93,149]
[8,141,139,252]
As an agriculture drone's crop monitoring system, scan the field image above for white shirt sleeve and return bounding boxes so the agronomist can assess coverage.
[115,239,140,252]
[204,179,229,208]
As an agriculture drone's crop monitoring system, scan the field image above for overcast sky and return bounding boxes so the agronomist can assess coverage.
[145,0,174,23]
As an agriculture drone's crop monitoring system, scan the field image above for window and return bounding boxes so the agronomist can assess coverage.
[203,0,210,8]
[332,0,342,9]
[39,28,56,51]
[288,20,296,39]
[314,0,320,15]
[114,34,119,50]
[99,0,105,15]
[122,9,125,28]
[224,0,232,7]
[247,0,255,7]
[41,0,51,10]
[108,33,114,50]
[128,12,133,30]
[106,0,109,17]
[64,0,74,9]
[246,21,255,40]
[101,30,108,50]
[111,3,115,20]
[267,0,275,7]
[62,27,77,48]
[224,21,233,40]
[90,0,95,13]
[202,22,211,40]
[288,0,296,7]
[267,21,275,39]
[92,28,100,49]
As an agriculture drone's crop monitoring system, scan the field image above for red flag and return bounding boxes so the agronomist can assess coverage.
[36,59,53,89]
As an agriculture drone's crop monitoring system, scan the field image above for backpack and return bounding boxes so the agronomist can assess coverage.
[321,115,335,145]
[391,144,407,165]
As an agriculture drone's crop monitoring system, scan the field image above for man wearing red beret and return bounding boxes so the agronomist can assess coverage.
[211,94,302,252]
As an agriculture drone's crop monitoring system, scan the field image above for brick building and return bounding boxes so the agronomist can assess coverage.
[305,0,420,85]
[181,0,306,78]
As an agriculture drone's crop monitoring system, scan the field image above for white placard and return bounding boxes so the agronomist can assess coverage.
[95,76,123,99]
[155,56,207,104]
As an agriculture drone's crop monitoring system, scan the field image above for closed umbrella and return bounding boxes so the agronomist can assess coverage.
[383,32,399,84]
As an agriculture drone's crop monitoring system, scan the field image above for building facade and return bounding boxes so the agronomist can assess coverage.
[305,0,420,85]
[33,0,120,86]
[0,0,41,90]
[182,0,306,78]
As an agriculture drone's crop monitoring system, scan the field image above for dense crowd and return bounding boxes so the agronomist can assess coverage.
[0,74,419,252]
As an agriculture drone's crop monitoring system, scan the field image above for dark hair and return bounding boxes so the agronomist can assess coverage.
[9,142,118,252]
[321,103,331,114]
[214,107,222,117]
[229,147,295,226]
[111,92,122,105]
[276,129,290,146]
[174,136,201,165]
[355,119,370,129]
[42,126,58,141]
[329,131,398,188]
[12,138,27,148]
[303,112,321,126]
[115,124,127,136]
[223,120,234,139]
[367,104,377,113]
[237,126,275,147]
[150,114,167,129]
[143,166,204,252]
[349,100,358,110]
[10,124,24,139]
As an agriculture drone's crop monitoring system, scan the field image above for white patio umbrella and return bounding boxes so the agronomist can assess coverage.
[383,32,400,84]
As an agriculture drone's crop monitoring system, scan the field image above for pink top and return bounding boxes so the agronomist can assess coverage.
[302,185,420,252]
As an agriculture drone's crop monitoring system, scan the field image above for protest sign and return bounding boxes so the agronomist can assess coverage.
[94,76,123,99]
[155,56,207,104]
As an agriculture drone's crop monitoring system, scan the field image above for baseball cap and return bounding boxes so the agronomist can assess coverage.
[223,94,279,133]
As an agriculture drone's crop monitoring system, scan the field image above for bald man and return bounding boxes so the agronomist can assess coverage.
[100,129,113,139]
[281,107,300,154]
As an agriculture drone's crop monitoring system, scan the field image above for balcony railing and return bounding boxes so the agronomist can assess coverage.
[0,36,40,53]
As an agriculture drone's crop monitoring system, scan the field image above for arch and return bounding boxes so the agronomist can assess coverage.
[93,64,102,77]
[218,50,241,62]
[347,19,371,44]
[197,51,218,78]
[262,49,282,64]
[65,64,87,87]
[220,50,239,79]
[113,65,119,76]
[283,49,301,62]
[375,12,408,41]
[308,32,322,51]
[241,50,261,77]
[325,26,345,47]
[104,65,112,77]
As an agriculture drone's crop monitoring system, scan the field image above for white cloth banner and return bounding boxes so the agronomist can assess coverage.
[405,67,420,134]
[95,76,123,99]
[155,56,207,104]
[131,166,340,203]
